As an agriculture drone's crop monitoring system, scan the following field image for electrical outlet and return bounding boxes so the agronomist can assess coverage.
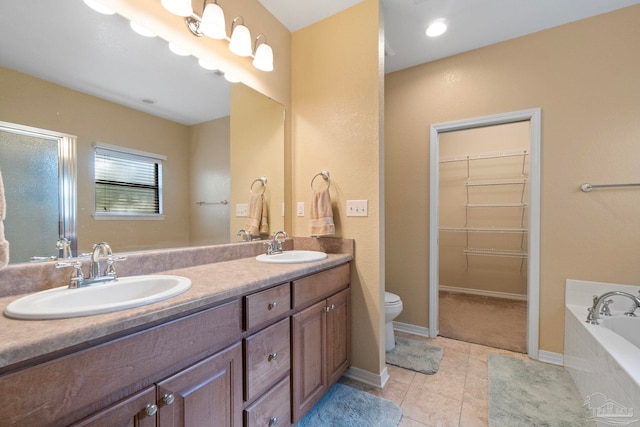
[236,203,248,217]
[346,200,368,217]
[297,202,305,217]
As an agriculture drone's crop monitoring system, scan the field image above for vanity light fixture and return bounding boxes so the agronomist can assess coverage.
[252,35,274,72]
[229,17,252,57]
[160,1,274,72]
[82,0,115,15]
[130,21,156,37]
[169,42,190,56]
[224,72,240,83]
[198,57,218,70]
[426,19,448,37]
[161,0,192,17]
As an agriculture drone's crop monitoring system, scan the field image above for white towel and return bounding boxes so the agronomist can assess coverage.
[0,168,8,269]
[310,187,335,237]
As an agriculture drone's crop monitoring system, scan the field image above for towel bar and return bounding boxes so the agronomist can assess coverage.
[250,177,267,194]
[311,171,330,189]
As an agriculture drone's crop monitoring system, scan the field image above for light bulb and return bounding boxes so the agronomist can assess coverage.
[169,43,190,56]
[224,73,240,83]
[198,58,217,70]
[130,21,156,37]
[82,0,115,15]
[161,0,192,17]
[252,42,273,72]
[229,18,252,57]
[200,3,226,39]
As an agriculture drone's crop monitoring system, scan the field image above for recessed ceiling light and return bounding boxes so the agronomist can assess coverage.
[82,0,115,15]
[426,19,447,37]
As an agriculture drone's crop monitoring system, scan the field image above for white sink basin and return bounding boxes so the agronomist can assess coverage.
[4,275,191,320]
[256,250,328,264]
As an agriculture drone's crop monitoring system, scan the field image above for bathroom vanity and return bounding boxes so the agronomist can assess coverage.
[0,245,352,427]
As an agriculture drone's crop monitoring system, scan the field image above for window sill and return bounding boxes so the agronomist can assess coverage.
[92,213,165,221]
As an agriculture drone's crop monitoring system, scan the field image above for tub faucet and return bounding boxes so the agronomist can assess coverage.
[586,291,640,325]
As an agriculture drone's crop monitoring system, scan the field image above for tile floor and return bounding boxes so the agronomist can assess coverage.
[340,332,529,427]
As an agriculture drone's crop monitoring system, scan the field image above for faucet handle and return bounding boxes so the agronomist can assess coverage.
[55,261,85,288]
[104,255,127,278]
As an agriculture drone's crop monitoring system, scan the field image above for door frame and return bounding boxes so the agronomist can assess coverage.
[428,108,541,359]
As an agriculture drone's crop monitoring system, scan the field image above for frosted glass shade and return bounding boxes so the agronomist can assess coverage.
[252,42,273,72]
[201,3,226,39]
[229,22,252,57]
[161,0,192,17]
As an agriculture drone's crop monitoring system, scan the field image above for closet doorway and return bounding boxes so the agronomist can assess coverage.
[428,109,541,359]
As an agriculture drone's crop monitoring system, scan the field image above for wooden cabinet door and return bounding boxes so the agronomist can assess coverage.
[291,300,327,424]
[156,343,242,427]
[70,386,157,427]
[326,288,351,385]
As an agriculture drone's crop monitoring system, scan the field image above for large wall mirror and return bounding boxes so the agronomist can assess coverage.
[0,0,285,264]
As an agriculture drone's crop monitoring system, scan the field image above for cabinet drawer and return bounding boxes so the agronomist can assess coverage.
[244,376,290,427]
[244,283,290,331]
[244,317,290,402]
[292,263,350,308]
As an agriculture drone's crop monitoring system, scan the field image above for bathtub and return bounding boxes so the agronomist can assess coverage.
[565,280,640,427]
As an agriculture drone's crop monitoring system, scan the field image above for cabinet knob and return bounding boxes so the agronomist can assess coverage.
[267,302,277,311]
[144,403,158,417]
[162,393,175,405]
[268,352,278,362]
[269,416,278,426]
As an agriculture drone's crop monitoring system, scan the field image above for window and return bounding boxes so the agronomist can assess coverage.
[93,143,165,218]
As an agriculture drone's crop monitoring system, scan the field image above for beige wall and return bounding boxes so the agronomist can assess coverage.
[189,116,231,246]
[439,123,529,295]
[230,83,285,238]
[292,0,384,374]
[385,5,640,353]
[0,67,191,253]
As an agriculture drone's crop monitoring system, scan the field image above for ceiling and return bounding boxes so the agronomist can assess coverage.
[1,0,639,125]
[259,0,640,73]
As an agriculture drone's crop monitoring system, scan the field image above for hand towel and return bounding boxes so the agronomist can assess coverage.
[259,198,269,235]
[310,187,335,237]
[0,168,8,269]
[245,193,267,237]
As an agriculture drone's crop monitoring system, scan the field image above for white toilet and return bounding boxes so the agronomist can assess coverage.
[384,291,403,351]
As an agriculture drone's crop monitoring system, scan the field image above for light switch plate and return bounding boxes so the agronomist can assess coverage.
[346,200,368,217]
[236,203,248,217]
[297,202,305,217]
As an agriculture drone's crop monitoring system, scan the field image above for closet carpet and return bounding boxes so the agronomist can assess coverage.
[439,291,527,353]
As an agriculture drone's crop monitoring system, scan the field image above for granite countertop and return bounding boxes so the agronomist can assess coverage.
[0,253,352,371]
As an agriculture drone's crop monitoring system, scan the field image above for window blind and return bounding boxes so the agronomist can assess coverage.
[94,146,162,215]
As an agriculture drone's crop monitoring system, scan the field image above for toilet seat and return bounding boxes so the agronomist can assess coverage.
[385,292,401,306]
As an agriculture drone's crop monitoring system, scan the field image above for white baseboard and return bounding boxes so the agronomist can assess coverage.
[343,366,389,389]
[440,285,528,301]
[393,321,430,337]
[537,350,564,366]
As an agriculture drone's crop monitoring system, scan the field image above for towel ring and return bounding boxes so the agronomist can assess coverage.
[310,171,330,190]
[250,176,267,195]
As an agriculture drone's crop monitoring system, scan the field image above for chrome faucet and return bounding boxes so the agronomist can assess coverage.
[56,237,72,259]
[586,291,640,324]
[265,231,288,255]
[237,229,251,242]
[55,241,126,288]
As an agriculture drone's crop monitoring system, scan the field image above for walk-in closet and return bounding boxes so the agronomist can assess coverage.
[438,122,530,352]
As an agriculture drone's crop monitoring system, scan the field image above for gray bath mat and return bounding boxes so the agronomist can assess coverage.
[488,354,594,426]
[385,336,443,374]
[296,383,402,427]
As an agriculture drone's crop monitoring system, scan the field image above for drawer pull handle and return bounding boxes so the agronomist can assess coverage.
[162,393,175,405]
[268,352,278,362]
[269,416,278,426]
[144,403,158,417]
[268,302,277,311]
